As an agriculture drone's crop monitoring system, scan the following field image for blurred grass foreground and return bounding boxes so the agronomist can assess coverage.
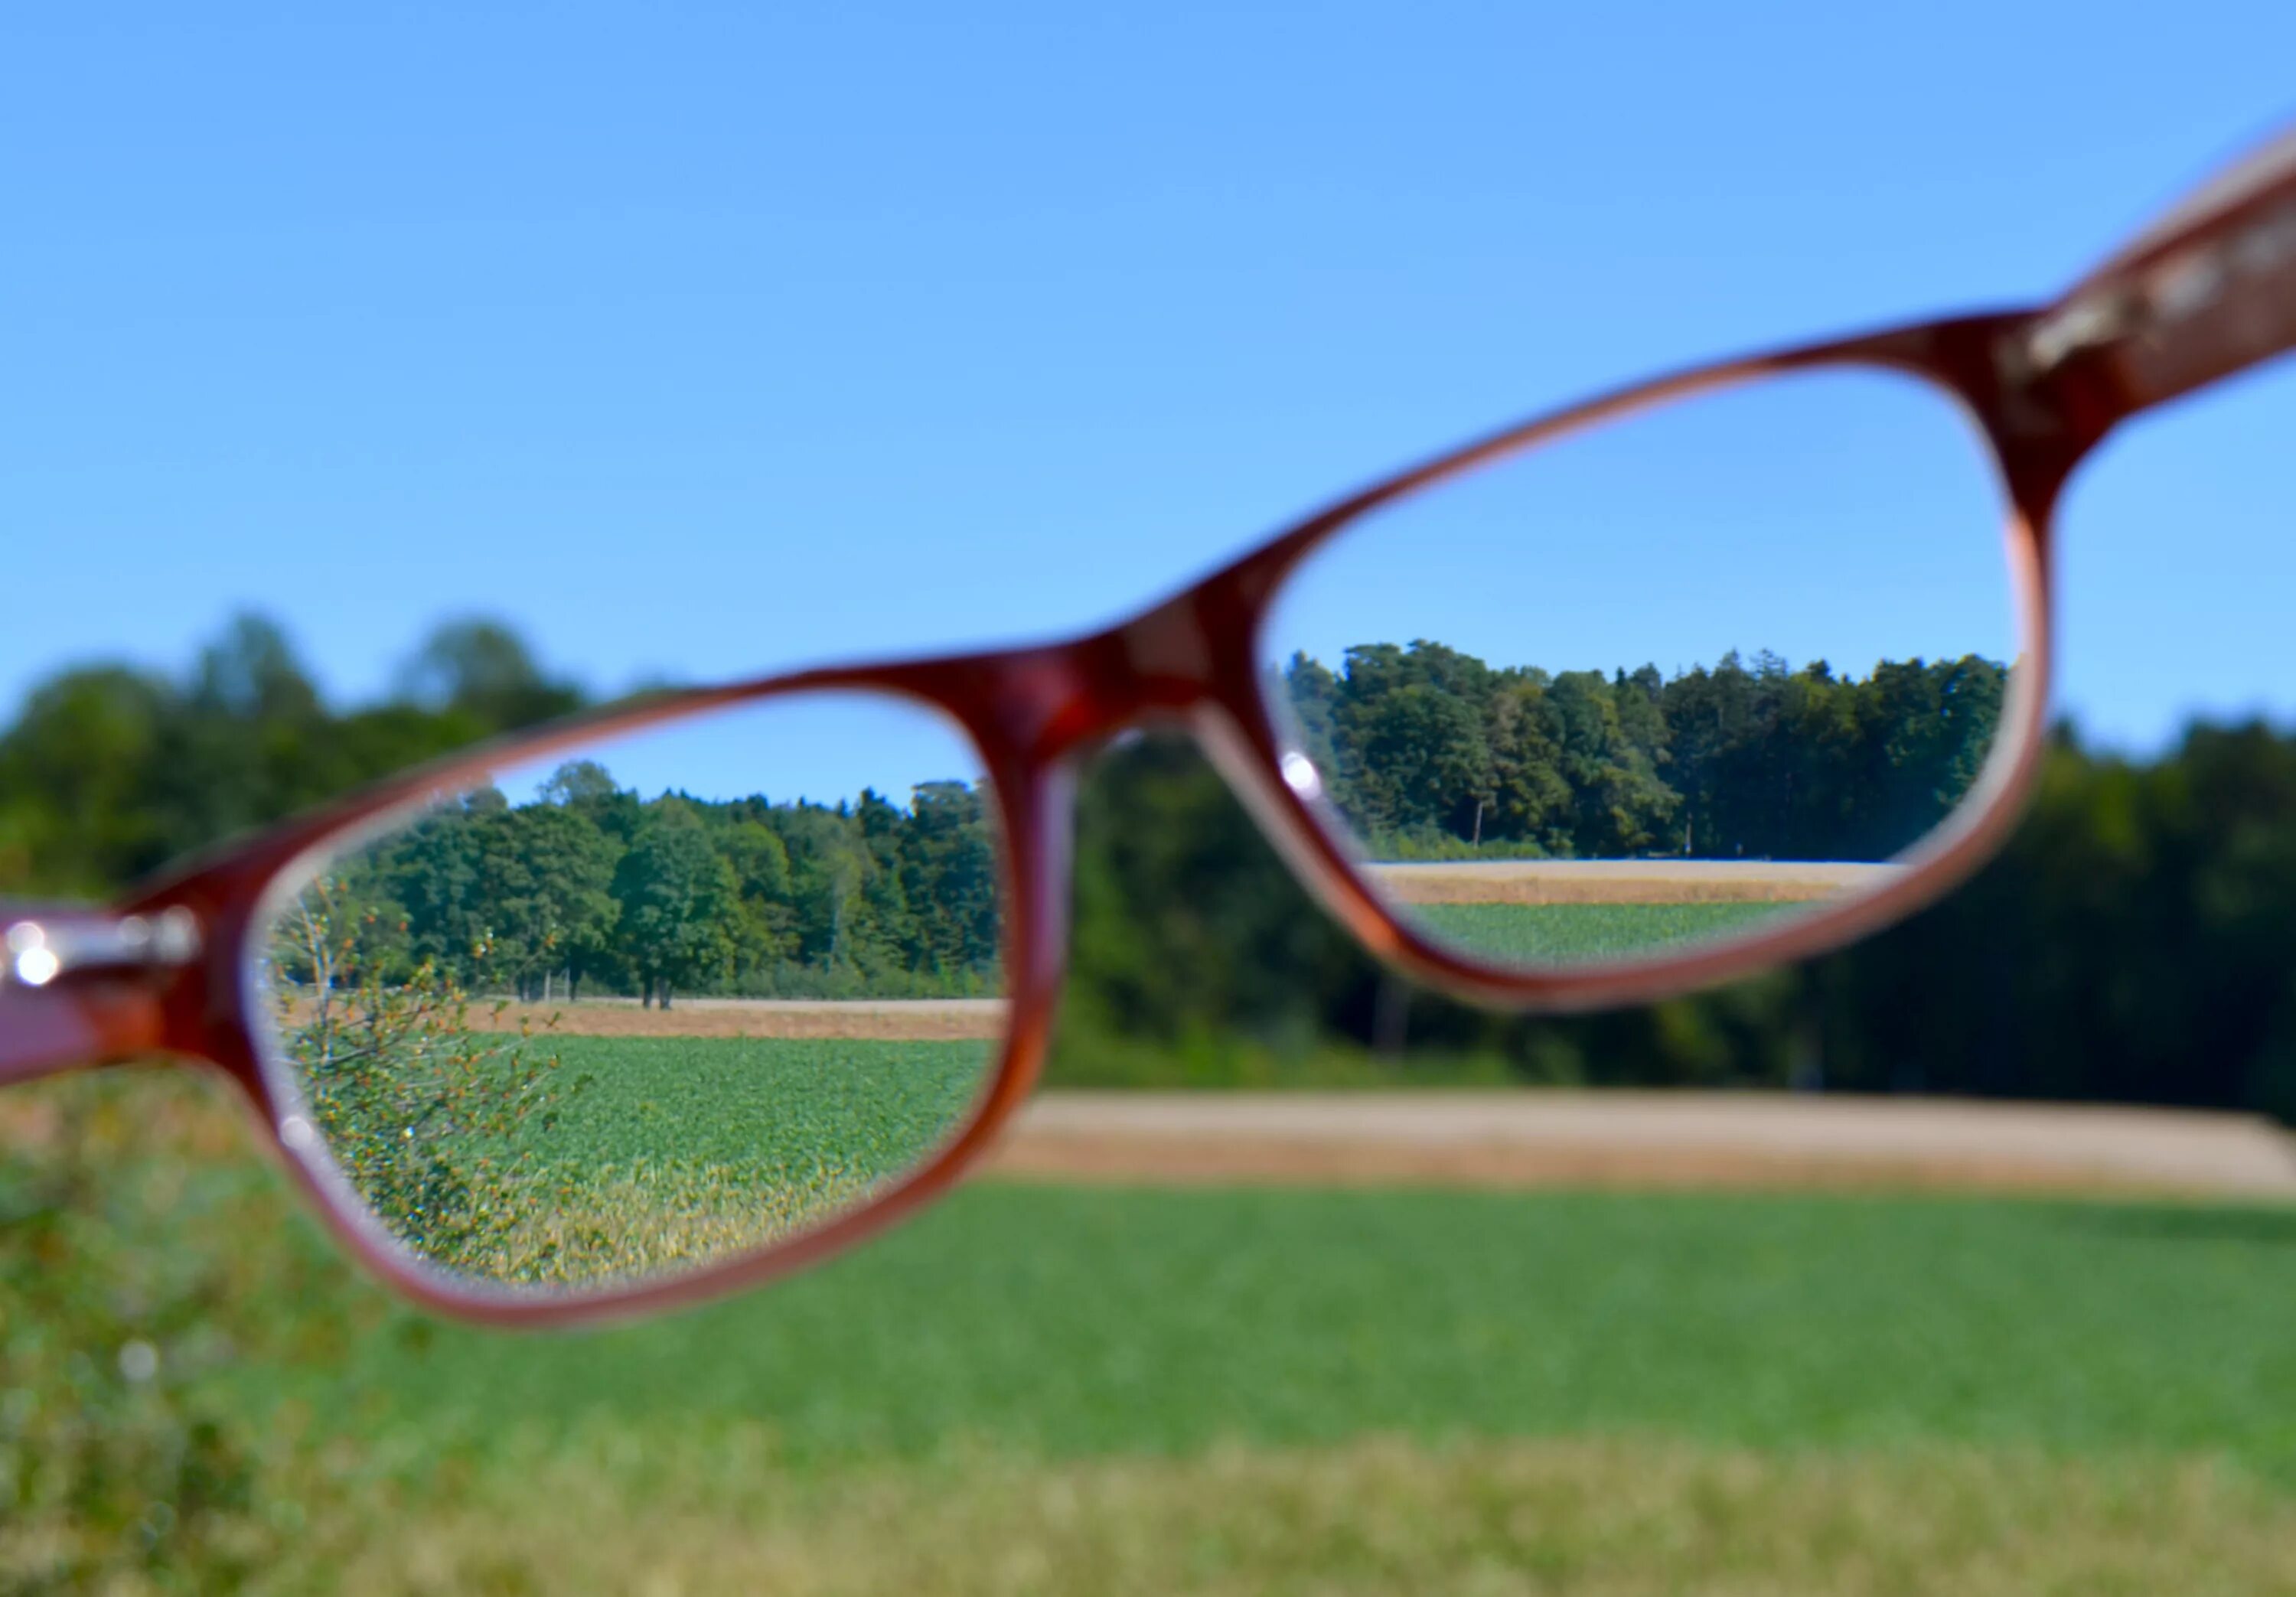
[14,616,2296,1591]
[15,1069,2296,1593]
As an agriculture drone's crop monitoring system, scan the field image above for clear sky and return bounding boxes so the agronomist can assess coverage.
[7,1,2296,803]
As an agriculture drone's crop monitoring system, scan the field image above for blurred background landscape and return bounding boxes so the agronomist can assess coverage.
[12,617,2296,1592]
[15,2,2296,1589]
[14,612,2296,1113]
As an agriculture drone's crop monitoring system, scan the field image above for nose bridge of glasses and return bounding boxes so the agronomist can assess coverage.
[1110,587,1223,701]
[947,591,1233,774]
[981,587,1239,767]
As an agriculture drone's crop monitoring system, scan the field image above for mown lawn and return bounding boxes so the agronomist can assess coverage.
[15,1070,2296,1593]
[1415,901,1788,963]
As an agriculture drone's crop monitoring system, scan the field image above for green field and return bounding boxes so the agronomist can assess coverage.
[1415,900,1787,962]
[15,1070,2296,1591]
[532,1035,991,1175]
[305,1035,995,1287]
[279,1185,2296,1469]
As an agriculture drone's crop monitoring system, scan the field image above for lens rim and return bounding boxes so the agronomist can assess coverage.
[143,670,1045,1327]
[1245,358,2037,986]
[239,684,1019,1309]
[1192,340,2055,1018]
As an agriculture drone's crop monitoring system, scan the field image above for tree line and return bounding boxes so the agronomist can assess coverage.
[304,764,1001,1005]
[1284,641,2006,861]
[11,612,2296,1123]
[1071,721,2296,1124]
[0,615,587,898]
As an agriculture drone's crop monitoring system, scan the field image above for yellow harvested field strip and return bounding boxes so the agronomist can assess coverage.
[1366,858,1904,905]
[463,998,1008,1041]
[984,1090,2296,1198]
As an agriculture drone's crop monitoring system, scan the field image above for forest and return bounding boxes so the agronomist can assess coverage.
[1284,641,2005,861]
[4,615,2005,1006]
[298,766,1004,1005]
[9,613,2296,1123]
[292,640,2001,1005]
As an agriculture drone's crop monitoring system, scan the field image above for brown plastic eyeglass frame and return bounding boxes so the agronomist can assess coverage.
[8,124,2296,1326]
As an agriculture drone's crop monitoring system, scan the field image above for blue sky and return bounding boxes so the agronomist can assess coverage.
[7,2,2296,808]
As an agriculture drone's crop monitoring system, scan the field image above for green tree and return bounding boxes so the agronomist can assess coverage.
[188,613,323,724]
[393,618,583,730]
[1484,679,1573,851]
[1548,670,1677,856]
[611,800,743,1007]
[265,870,569,1272]
[380,792,505,986]
[715,816,799,977]
[0,665,175,892]
[774,802,871,969]
[1327,643,1502,847]
[1346,682,1494,844]
[491,803,621,1000]
[901,780,1002,976]
[538,758,619,808]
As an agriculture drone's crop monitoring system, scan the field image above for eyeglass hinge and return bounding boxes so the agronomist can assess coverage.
[2,908,203,989]
[2010,191,2296,383]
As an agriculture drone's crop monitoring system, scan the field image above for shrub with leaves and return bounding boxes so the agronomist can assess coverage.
[266,870,577,1276]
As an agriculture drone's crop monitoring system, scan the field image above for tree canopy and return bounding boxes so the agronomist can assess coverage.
[310,769,1005,1005]
[1287,641,2006,862]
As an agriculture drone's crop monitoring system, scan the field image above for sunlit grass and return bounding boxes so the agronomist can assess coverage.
[472,1158,884,1286]
[422,1035,996,1282]
[292,1436,2296,1597]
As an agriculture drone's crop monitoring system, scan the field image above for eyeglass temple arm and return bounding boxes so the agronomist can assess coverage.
[0,904,196,1085]
[2012,122,2296,425]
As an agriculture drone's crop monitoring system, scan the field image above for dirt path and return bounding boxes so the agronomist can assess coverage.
[984,1090,2296,1198]
[468,997,1007,1041]
[442,1001,2296,1198]
[1366,859,1903,905]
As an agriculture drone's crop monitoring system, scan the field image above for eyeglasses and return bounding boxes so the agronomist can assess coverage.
[8,126,2294,1325]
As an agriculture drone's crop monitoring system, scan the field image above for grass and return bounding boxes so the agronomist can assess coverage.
[530,1035,992,1175]
[292,1184,2296,1472]
[243,1438,2296,1595]
[384,1036,996,1286]
[1416,901,1791,963]
[18,1070,2296,1590]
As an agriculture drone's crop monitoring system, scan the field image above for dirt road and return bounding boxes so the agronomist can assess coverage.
[1365,859,1903,905]
[984,1090,2296,1198]
[468,997,1007,1041]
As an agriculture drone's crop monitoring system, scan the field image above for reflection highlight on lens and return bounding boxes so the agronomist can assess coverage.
[252,690,1006,1296]
[1264,367,2017,972]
